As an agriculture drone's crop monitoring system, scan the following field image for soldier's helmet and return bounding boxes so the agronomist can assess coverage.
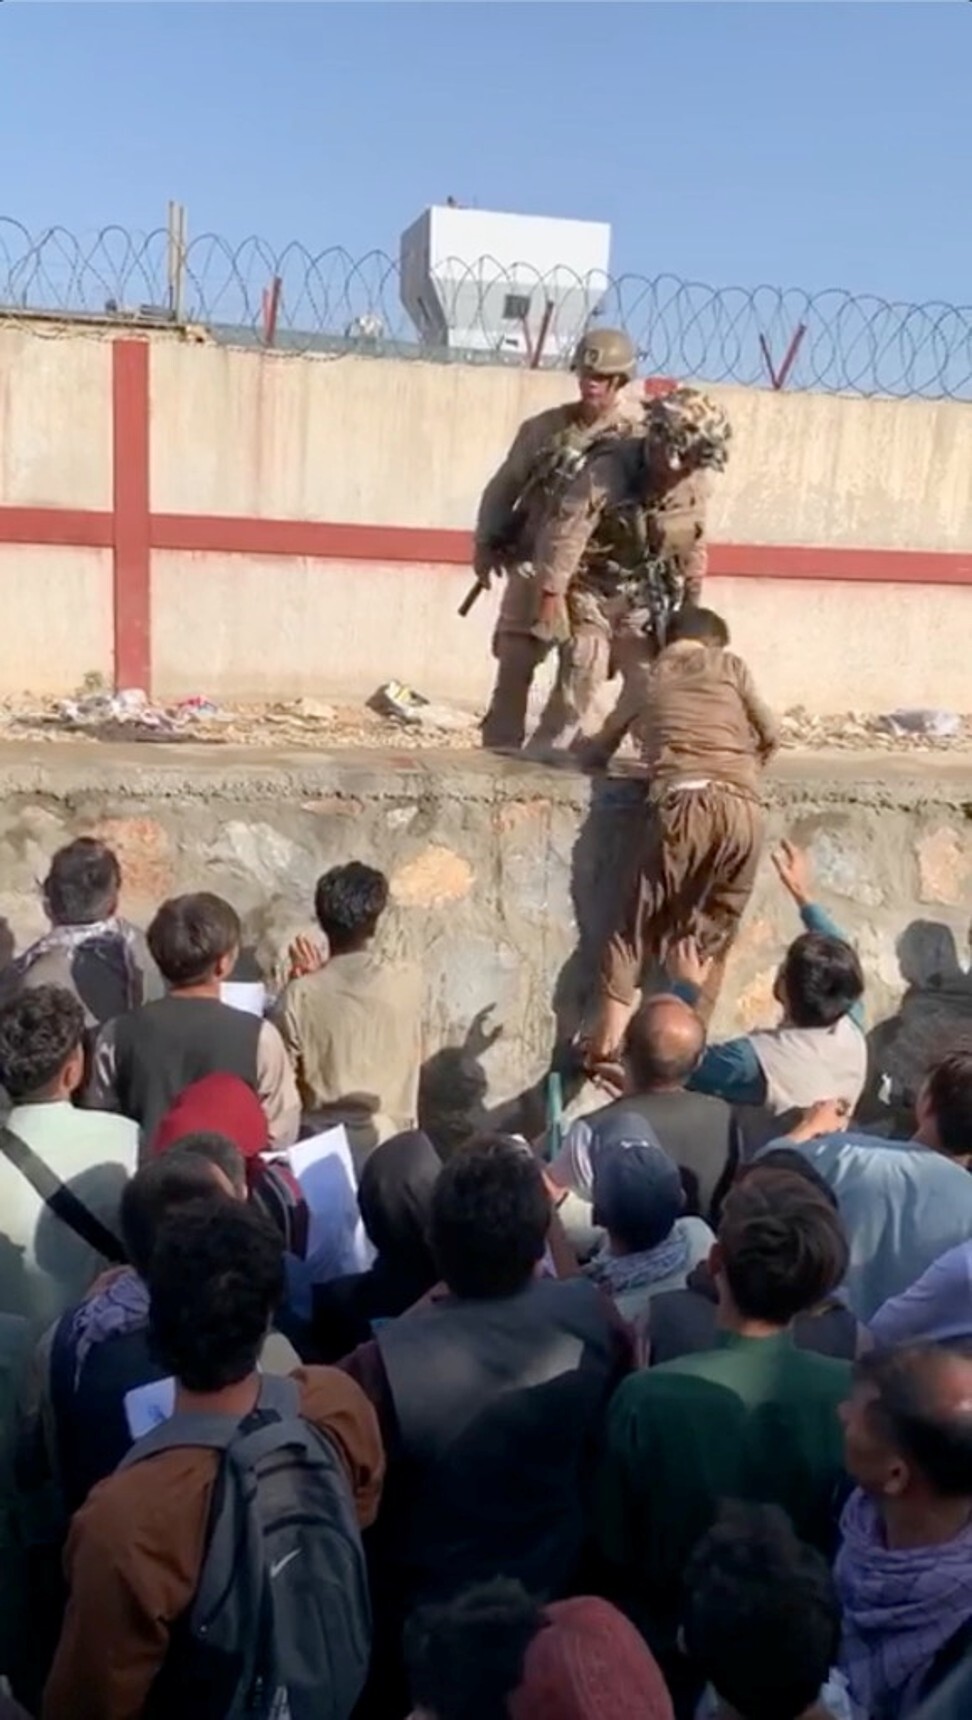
[645,386,732,471]
[571,327,637,381]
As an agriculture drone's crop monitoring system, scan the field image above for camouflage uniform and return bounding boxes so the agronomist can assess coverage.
[476,330,641,751]
[528,388,732,749]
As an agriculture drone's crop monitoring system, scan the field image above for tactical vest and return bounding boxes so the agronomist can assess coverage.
[574,447,705,636]
[501,416,629,562]
[577,442,689,631]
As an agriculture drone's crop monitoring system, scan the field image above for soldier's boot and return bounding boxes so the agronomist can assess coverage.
[481,636,545,751]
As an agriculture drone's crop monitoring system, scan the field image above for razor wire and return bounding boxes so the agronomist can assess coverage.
[1,218,971,400]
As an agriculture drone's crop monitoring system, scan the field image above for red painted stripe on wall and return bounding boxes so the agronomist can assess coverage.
[0,506,112,548]
[1,503,970,588]
[149,513,972,588]
[149,514,470,565]
[111,341,152,690]
[710,542,972,586]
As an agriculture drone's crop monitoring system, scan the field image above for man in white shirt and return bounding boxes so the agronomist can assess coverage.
[0,986,137,1334]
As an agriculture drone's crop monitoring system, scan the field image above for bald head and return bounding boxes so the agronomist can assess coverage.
[627,994,705,1091]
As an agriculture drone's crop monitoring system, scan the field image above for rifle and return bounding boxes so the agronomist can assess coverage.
[458,425,623,619]
[457,514,529,618]
[458,578,488,619]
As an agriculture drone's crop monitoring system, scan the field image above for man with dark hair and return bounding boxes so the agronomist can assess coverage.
[405,1578,545,1720]
[667,840,867,1153]
[276,862,421,1169]
[550,994,739,1221]
[684,1504,844,1720]
[2,838,160,1029]
[88,892,299,1149]
[164,1130,248,1198]
[771,1045,972,1319]
[43,1199,384,1720]
[41,1147,299,1519]
[586,607,778,1057]
[595,1175,851,1649]
[647,1152,865,1367]
[0,986,137,1331]
[341,1136,627,1706]
[42,1147,243,1517]
[837,1345,972,1720]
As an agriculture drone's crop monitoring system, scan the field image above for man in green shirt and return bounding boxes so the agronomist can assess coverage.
[594,1173,851,1649]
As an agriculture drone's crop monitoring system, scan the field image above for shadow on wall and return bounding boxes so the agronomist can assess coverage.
[417,772,650,1152]
[865,917,972,1131]
[416,1004,555,1155]
[552,770,646,1044]
[418,1006,501,1158]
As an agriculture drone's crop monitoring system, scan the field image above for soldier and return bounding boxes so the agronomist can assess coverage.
[526,387,732,754]
[475,328,641,753]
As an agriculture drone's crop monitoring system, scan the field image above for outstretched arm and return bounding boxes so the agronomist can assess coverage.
[772,841,865,1029]
[731,655,780,760]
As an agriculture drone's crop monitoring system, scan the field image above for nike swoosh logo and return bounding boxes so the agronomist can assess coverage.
[269,1549,300,1580]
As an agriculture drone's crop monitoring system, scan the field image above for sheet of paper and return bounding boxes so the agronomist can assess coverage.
[284,1126,374,1317]
[125,1376,176,1439]
[219,981,267,1017]
[287,1125,356,1184]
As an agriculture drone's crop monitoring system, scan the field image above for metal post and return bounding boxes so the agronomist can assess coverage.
[262,275,283,347]
[759,322,807,390]
[530,299,555,369]
[167,201,187,323]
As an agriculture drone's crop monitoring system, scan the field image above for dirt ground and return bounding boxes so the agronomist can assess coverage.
[2,693,971,757]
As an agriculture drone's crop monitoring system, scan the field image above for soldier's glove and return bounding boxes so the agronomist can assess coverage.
[472,545,496,588]
[531,590,571,646]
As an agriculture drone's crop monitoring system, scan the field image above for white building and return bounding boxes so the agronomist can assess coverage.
[399,205,611,361]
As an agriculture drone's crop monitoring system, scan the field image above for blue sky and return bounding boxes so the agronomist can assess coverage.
[0,1,969,305]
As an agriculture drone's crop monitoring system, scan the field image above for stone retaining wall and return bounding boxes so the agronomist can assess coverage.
[0,745,969,1130]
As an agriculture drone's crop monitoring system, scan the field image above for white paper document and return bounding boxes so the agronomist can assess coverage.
[220,981,267,1018]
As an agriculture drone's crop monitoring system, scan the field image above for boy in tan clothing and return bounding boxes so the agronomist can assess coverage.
[587,606,779,1060]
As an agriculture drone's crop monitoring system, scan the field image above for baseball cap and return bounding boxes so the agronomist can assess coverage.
[589,1111,684,1251]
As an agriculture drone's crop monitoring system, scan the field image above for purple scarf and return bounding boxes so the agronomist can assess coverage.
[71,1268,150,1384]
[585,1227,690,1298]
[836,1489,972,1718]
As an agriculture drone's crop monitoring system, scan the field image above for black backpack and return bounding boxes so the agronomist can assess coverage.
[119,1372,371,1720]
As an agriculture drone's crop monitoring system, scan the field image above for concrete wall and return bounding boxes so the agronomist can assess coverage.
[152,558,972,714]
[0,330,111,509]
[0,329,114,690]
[1,324,971,708]
[0,546,113,692]
[149,345,972,550]
[147,344,972,710]
[0,745,968,1134]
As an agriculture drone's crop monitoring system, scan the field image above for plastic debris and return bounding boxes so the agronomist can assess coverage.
[291,697,336,721]
[878,709,961,740]
[173,696,233,723]
[369,681,477,734]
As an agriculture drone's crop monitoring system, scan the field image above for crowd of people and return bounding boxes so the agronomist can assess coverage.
[0,828,968,1720]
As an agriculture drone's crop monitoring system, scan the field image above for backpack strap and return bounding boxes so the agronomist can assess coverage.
[118,1371,303,1469]
[0,1123,127,1265]
[253,1371,301,1421]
